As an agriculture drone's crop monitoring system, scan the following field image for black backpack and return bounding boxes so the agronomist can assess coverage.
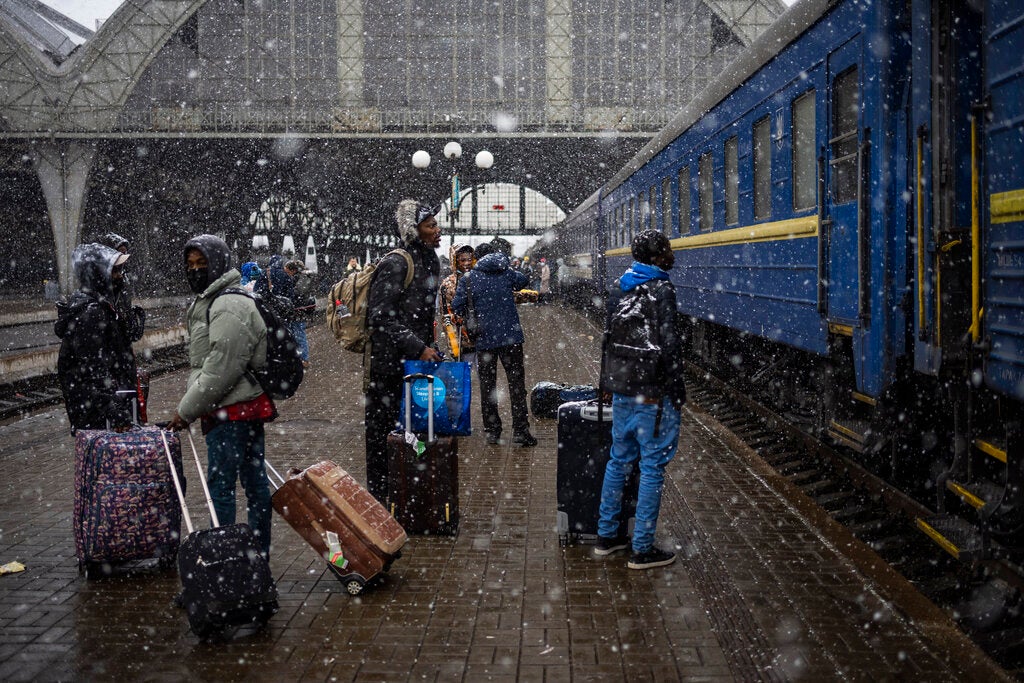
[207,287,304,399]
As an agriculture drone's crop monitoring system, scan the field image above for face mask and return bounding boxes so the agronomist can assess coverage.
[186,267,210,294]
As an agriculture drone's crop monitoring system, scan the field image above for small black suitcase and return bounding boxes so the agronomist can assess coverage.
[387,374,460,536]
[530,382,598,419]
[556,399,639,545]
[162,431,278,640]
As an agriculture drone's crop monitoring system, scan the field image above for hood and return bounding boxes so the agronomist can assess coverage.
[183,234,232,282]
[268,254,284,271]
[240,261,262,284]
[475,251,510,274]
[72,243,122,297]
[98,232,129,251]
[395,199,421,245]
[620,261,670,292]
[449,242,473,270]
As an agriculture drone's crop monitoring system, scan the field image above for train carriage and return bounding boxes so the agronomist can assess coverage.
[557,0,1024,563]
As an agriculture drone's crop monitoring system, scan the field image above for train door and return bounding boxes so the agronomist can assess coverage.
[824,39,863,325]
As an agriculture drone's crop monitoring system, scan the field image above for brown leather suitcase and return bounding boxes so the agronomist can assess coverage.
[268,460,407,595]
[387,374,460,535]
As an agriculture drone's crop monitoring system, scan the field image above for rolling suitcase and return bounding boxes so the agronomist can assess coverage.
[387,373,460,535]
[73,426,184,577]
[556,399,639,545]
[530,381,598,419]
[267,460,407,595]
[162,431,278,641]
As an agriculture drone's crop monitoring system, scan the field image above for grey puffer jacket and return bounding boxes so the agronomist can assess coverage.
[177,237,268,423]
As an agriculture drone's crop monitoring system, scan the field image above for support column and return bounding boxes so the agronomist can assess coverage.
[545,0,572,125]
[31,141,97,295]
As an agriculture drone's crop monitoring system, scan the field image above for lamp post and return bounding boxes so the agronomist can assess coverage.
[412,142,494,247]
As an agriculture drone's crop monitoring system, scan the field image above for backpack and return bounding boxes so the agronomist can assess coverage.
[208,288,304,399]
[602,281,663,390]
[327,249,414,353]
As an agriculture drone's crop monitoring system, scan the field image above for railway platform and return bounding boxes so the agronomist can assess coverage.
[0,303,1009,681]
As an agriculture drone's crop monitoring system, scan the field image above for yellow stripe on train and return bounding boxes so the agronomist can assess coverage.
[605,215,819,257]
[991,188,1024,225]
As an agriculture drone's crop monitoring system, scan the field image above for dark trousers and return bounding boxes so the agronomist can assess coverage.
[365,368,401,503]
[205,421,271,559]
[478,343,530,437]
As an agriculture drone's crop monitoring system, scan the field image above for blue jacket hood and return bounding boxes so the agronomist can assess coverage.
[620,261,670,292]
[476,252,510,273]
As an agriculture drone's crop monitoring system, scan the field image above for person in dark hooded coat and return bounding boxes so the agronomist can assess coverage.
[96,232,145,342]
[363,199,443,502]
[451,242,537,447]
[55,243,137,432]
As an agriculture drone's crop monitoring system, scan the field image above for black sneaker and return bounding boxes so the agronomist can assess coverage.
[627,546,676,570]
[593,535,630,557]
[512,432,538,447]
[486,432,500,445]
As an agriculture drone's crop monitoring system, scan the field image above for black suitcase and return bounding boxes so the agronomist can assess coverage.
[162,431,278,640]
[531,382,598,419]
[387,374,460,535]
[556,399,639,545]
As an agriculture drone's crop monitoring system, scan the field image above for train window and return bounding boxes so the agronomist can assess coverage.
[753,116,771,219]
[699,151,714,231]
[662,177,671,236]
[622,196,630,241]
[649,185,657,231]
[725,137,739,225]
[678,167,691,234]
[634,192,643,235]
[830,68,859,204]
[792,89,817,211]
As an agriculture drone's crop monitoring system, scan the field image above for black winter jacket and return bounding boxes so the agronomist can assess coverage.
[55,244,138,432]
[601,278,686,404]
[366,239,440,376]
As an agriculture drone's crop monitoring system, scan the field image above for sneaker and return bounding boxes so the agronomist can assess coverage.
[486,432,500,445]
[512,432,538,447]
[627,546,676,570]
[593,535,630,557]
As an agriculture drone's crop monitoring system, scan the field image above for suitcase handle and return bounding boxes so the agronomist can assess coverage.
[264,459,287,491]
[185,430,222,528]
[403,373,435,442]
[160,430,194,536]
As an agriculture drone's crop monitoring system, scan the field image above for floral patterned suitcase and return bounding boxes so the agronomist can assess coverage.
[73,427,184,577]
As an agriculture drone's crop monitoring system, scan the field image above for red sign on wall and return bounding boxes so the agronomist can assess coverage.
[492,204,505,211]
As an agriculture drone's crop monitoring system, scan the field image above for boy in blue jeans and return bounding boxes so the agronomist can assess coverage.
[594,230,686,569]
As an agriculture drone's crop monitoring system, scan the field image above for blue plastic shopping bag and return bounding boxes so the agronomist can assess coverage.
[400,360,472,436]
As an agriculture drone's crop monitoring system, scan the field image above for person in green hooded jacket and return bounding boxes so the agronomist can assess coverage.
[167,234,275,559]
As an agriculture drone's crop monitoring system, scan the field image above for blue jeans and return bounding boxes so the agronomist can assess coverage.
[598,394,681,553]
[290,321,309,361]
[205,421,272,558]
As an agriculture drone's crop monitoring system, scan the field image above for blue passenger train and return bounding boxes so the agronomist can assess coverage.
[553,0,1024,561]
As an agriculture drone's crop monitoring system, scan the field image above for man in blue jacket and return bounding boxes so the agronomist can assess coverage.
[594,230,686,570]
[452,242,537,447]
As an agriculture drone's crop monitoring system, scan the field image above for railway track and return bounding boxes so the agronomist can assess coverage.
[682,361,1024,674]
[0,343,189,422]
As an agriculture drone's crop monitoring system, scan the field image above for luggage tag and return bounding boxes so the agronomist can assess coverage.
[404,430,426,457]
[324,530,349,570]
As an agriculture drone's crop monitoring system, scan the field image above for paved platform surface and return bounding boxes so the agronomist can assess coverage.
[0,304,1009,681]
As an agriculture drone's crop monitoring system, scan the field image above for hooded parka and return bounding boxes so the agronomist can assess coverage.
[177,235,268,423]
[55,243,138,432]
[451,251,529,351]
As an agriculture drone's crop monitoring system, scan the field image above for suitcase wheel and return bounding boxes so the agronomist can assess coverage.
[345,577,365,595]
[558,534,568,548]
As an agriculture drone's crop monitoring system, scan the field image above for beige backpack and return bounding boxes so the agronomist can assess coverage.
[326,249,414,353]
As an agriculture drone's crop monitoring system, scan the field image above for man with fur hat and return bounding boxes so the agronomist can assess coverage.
[55,243,138,432]
[166,234,275,559]
[363,199,443,503]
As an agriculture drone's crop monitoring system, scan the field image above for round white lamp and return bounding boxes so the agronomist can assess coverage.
[475,150,494,170]
[443,141,463,160]
[412,150,431,169]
